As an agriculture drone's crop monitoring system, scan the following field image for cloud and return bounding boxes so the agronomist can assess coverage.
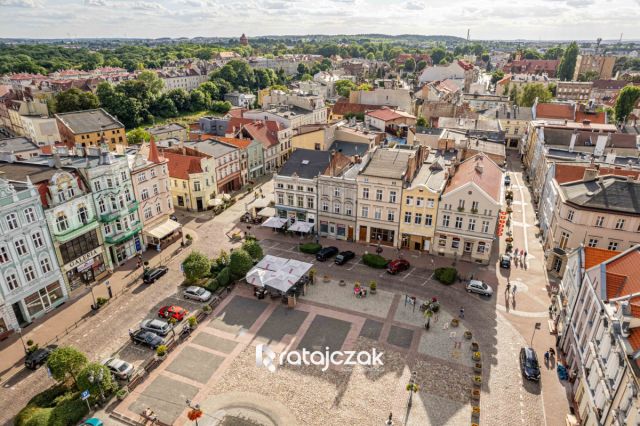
[0,0,39,7]
[405,0,425,9]
[131,1,166,10]
[85,0,109,6]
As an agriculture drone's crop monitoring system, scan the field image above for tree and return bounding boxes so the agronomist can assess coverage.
[242,240,264,260]
[77,363,115,400]
[356,82,373,91]
[335,79,357,98]
[430,47,446,65]
[54,88,100,113]
[544,46,564,60]
[126,128,150,144]
[166,89,191,112]
[199,82,220,101]
[416,117,427,127]
[300,73,313,81]
[182,250,211,282]
[210,100,232,114]
[229,248,253,279]
[189,89,211,111]
[366,52,375,61]
[518,83,553,107]
[150,96,178,118]
[558,41,579,81]
[416,60,427,71]
[137,70,164,96]
[490,70,505,85]
[577,70,600,82]
[296,63,310,77]
[47,346,88,387]
[404,58,416,72]
[614,86,640,123]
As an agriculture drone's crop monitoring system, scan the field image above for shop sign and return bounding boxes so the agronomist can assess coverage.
[64,248,101,272]
[76,258,95,272]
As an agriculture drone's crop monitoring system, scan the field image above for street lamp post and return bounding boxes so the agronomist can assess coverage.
[530,322,542,346]
[88,369,105,400]
[406,371,418,408]
[16,327,28,354]
[186,399,203,426]
[86,283,97,310]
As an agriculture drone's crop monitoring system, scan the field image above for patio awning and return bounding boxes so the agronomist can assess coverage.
[288,221,314,233]
[248,197,270,209]
[262,216,288,229]
[208,198,224,207]
[144,219,181,239]
[257,206,276,218]
[245,255,313,293]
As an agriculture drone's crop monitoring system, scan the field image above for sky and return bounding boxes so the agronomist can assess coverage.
[0,0,639,41]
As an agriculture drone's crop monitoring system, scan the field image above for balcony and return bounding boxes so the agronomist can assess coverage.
[99,200,139,223]
[105,224,142,245]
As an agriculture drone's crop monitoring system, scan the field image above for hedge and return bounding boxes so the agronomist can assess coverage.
[362,253,389,269]
[217,267,231,287]
[299,243,322,254]
[205,278,219,293]
[434,267,458,285]
[16,386,88,426]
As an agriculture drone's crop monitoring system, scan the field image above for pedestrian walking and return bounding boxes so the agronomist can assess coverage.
[524,251,528,259]
[512,284,518,297]
[549,347,556,358]
[459,306,465,319]
[544,351,550,363]
[506,283,511,293]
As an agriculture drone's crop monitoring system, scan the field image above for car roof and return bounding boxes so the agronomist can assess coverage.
[84,418,104,426]
[145,319,166,326]
[186,286,200,292]
[523,347,537,358]
[470,279,484,285]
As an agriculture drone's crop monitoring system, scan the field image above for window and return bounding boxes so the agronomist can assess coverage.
[104,224,111,234]
[588,238,598,248]
[153,184,159,196]
[567,210,575,222]
[120,171,127,182]
[608,241,619,251]
[23,264,36,282]
[24,208,36,223]
[107,178,113,188]
[438,235,447,246]
[156,203,161,214]
[322,201,329,212]
[6,213,18,230]
[389,191,396,203]
[482,221,490,233]
[376,189,383,201]
[333,203,340,214]
[442,214,450,227]
[417,197,424,207]
[425,214,433,226]
[406,196,413,205]
[615,219,625,230]
[362,188,369,199]
[297,195,304,208]
[58,230,100,265]
[468,218,476,231]
[5,272,18,290]
[404,212,412,223]
[0,246,9,263]
[287,194,294,205]
[307,187,314,193]
[361,206,369,218]
[194,181,201,191]
[32,232,44,248]
[387,211,395,221]
[277,193,284,205]
[297,185,304,191]
[559,231,570,249]
[78,206,89,223]
[138,173,146,183]
[374,208,381,220]
[414,213,423,224]
[98,199,106,213]
[276,183,284,189]
[595,216,605,227]
[334,188,341,197]
[150,168,156,178]
[345,205,352,216]
[455,217,463,229]
[56,215,69,232]
[40,257,51,274]
[426,198,434,208]
[458,199,465,209]
[307,197,314,209]
[286,184,293,190]
[94,180,102,192]
[451,237,460,249]
[144,207,152,219]
[471,201,479,212]
[477,242,486,253]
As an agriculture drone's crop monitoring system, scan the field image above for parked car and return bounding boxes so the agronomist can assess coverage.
[130,329,164,349]
[140,319,173,336]
[520,347,541,381]
[24,345,57,369]
[335,251,355,265]
[143,266,168,284]
[102,357,134,381]
[82,419,104,426]
[500,254,511,269]
[184,286,212,302]
[466,279,494,296]
[158,305,189,321]
[387,259,410,275]
[504,175,511,186]
[316,246,339,261]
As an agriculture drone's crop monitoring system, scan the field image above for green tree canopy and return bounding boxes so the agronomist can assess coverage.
[241,240,264,260]
[126,128,150,144]
[210,100,232,114]
[614,86,640,123]
[577,70,600,82]
[53,88,100,114]
[182,250,211,282]
[558,41,579,81]
[335,79,357,98]
[416,60,427,71]
[137,70,164,96]
[490,70,505,85]
[544,46,564,60]
[404,58,416,72]
[229,249,253,279]
[430,48,446,65]
[77,363,116,400]
[47,346,88,387]
[518,83,553,107]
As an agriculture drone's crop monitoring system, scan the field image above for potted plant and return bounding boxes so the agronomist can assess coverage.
[369,280,377,294]
[472,351,481,361]
[505,236,514,243]
[473,375,482,386]
[464,330,473,340]
[156,345,168,360]
[474,362,482,373]
[339,279,346,286]
[354,281,361,290]
[471,389,480,400]
[202,305,212,315]
[323,274,330,283]
[116,388,129,400]
[184,234,193,246]
[471,406,480,418]
[471,341,479,352]
[450,318,459,327]
[187,316,198,329]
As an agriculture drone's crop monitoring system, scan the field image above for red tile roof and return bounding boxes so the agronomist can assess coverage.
[628,328,640,351]
[227,117,257,134]
[554,164,640,184]
[605,249,640,299]
[366,108,408,121]
[227,108,247,118]
[584,247,620,270]
[162,151,204,180]
[242,121,282,148]
[575,110,606,124]
[148,137,162,164]
[210,136,252,149]
[536,103,575,120]
[331,101,386,116]
[445,153,502,201]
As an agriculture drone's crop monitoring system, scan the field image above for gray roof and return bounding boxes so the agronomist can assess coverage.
[328,140,370,157]
[184,140,237,158]
[544,129,637,148]
[55,108,123,134]
[0,161,60,183]
[483,105,533,121]
[146,123,185,135]
[415,127,443,135]
[560,176,640,214]
[0,137,38,153]
[278,149,331,179]
[360,149,412,179]
[438,117,501,132]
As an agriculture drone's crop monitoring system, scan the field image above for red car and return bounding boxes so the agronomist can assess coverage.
[158,305,188,321]
[387,259,410,275]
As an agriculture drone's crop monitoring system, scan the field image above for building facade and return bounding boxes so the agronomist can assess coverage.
[164,148,218,211]
[573,55,616,80]
[317,153,359,241]
[55,108,127,151]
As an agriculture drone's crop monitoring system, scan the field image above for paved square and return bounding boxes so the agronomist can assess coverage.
[297,314,351,352]
[301,280,394,318]
[192,332,238,354]
[165,346,225,383]
[213,296,268,330]
[359,319,383,340]
[387,325,414,349]
[256,305,308,343]
[128,375,199,425]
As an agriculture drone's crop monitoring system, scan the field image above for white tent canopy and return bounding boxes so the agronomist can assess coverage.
[257,207,276,218]
[248,198,270,210]
[208,198,224,207]
[144,219,181,239]
[288,221,314,233]
[262,216,288,229]
[246,255,313,294]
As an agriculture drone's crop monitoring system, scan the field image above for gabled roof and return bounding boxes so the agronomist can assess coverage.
[560,176,640,214]
[366,108,414,121]
[444,153,502,201]
[591,80,629,90]
[604,248,640,299]
[584,247,620,270]
[162,151,204,180]
[242,121,282,148]
[211,136,253,149]
[536,103,575,120]
[278,149,331,179]
[554,164,640,184]
[331,101,386,116]
[55,108,123,134]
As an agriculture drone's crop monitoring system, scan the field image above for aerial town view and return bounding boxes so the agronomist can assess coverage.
[0,1,639,425]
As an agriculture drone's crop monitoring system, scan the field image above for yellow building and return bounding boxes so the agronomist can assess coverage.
[291,125,331,151]
[164,148,218,211]
[55,108,127,151]
[399,155,448,252]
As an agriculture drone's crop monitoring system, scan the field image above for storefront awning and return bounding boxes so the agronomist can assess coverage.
[208,198,224,207]
[144,219,182,239]
[262,216,288,229]
[288,221,314,233]
[257,207,276,218]
[248,198,270,210]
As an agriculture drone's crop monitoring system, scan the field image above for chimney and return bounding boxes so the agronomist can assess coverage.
[569,129,578,152]
[475,163,484,174]
[582,119,591,126]
[583,168,598,181]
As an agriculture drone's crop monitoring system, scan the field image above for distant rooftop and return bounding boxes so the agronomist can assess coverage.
[146,123,186,135]
[0,136,39,153]
[360,148,412,180]
[278,149,331,179]
[55,108,123,134]
[328,140,370,158]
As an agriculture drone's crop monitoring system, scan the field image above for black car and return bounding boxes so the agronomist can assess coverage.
[520,347,541,381]
[504,175,511,186]
[500,255,511,269]
[316,246,339,261]
[25,345,57,370]
[143,266,168,284]
[130,329,164,349]
[335,251,356,265]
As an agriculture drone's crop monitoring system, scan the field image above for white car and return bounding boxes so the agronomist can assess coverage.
[102,357,134,381]
[466,280,493,296]
[183,286,212,302]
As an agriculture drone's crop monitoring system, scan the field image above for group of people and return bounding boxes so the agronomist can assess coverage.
[505,282,518,299]
[544,347,556,364]
[142,407,157,424]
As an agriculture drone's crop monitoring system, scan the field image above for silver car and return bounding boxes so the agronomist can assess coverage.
[183,286,212,302]
[466,280,494,296]
[140,319,172,336]
[102,357,134,381]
